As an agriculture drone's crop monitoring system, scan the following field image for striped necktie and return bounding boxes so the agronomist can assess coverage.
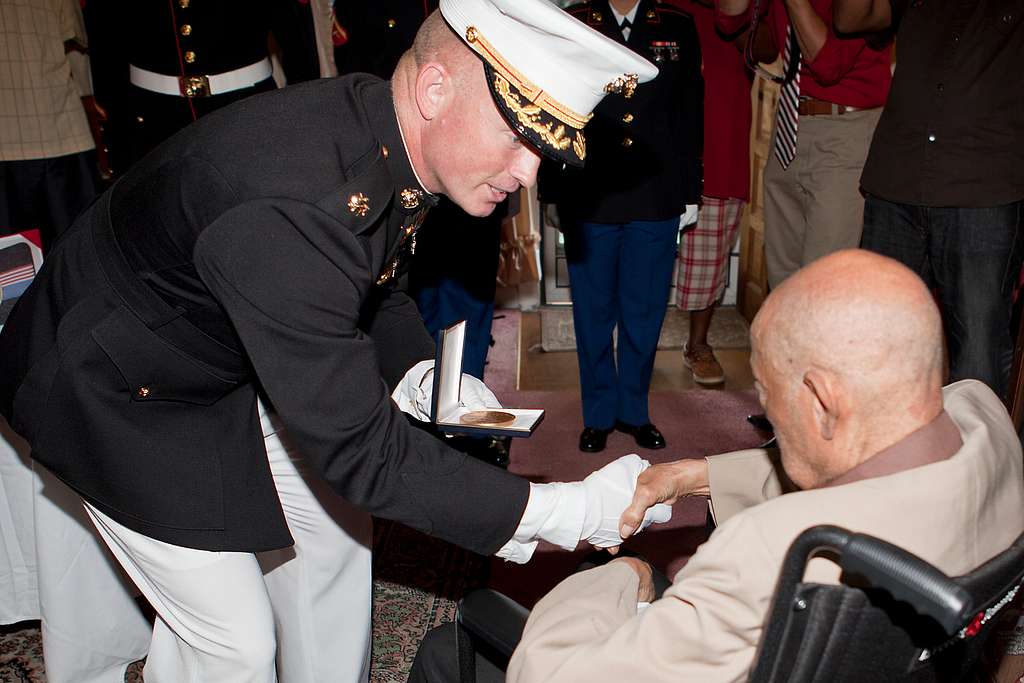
[773,26,801,170]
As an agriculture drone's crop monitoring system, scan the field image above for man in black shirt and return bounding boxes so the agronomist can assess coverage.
[835,0,1024,399]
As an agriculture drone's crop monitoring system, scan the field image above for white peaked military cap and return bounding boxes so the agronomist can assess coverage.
[439,0,658,167]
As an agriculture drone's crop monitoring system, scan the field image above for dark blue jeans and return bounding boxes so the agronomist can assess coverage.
[861,196,1024,399]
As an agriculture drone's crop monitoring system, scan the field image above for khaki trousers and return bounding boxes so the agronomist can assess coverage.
[763,108,881,288]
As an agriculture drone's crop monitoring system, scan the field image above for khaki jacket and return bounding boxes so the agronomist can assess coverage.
[509,380,1024,682]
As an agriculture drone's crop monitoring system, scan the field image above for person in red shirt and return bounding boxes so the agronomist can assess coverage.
[674,0,753,385]
[716,0,891,288]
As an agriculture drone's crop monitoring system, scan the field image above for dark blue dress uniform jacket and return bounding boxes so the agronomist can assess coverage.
[0,75,529,554]
[542,0,704,223]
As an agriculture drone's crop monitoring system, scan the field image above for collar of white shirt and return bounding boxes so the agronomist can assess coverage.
[609,2,640,29]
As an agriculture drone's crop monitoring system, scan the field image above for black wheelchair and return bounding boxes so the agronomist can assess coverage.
[443,525,1024,682]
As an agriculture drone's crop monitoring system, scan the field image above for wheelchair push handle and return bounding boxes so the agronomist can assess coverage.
[791,525,972,635]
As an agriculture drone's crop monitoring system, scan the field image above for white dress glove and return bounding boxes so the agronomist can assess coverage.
[458,373,502,411]
[581,453,673,547]
[391,359,501,420]
[496,454,673,563]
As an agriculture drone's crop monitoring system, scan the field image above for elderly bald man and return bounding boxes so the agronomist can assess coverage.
[0,1,673,681]
[505,249,1024,683]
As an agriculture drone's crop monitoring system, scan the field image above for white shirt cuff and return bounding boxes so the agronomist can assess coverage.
[494,539,539,564]
[495,482,586,563]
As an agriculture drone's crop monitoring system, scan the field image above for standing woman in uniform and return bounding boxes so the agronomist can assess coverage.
[544,0,704,454]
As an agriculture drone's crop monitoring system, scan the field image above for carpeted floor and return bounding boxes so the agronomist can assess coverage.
[538,305,750,352]
[1,624,44,682]
[368,521,487,682]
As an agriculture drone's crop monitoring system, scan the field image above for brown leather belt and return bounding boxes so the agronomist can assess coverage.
[797,97,861,116]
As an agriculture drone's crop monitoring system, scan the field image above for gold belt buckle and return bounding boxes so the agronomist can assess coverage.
[180,75,211,98]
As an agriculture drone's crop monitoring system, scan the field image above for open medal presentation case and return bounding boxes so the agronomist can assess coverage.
[429,320,544,438]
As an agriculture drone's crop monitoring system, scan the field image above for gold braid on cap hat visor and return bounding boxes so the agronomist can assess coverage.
[493,74,586,161]
[464,26,591,130]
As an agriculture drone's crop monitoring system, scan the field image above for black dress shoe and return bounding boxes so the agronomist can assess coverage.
[440,434,511,469]
[746,413,777,448]
[746,413,774,433]
[615,421,666,449]
[471,436,511,469]
[579,427,611,453]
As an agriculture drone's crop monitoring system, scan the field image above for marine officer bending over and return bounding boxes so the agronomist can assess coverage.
[0,1,669,681]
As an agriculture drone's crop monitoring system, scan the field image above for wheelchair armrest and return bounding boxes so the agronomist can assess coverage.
[838,533,972,635]
[457,589,530,660]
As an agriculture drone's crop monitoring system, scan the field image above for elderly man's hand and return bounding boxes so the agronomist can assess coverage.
[611,556,656,603]
[618,459,710,539]
[581,454,673,548]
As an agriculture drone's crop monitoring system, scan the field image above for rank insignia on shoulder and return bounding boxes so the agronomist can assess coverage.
[647,9,657,19]
[590,11,603,22]
[348,192,370,217]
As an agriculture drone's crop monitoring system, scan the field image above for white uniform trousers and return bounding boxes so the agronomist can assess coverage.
[84,400,373,683]
[1,420,150,683]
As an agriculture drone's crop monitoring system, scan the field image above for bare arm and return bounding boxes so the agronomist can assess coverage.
[833,0,892,33]
[784,0,828,63]
[719,0,752,18]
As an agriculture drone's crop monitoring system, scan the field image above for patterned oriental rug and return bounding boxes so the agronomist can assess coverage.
[0,625,44,683]
[368,520,487,683]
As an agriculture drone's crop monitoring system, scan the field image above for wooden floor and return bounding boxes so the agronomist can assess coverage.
[516,310,755,392]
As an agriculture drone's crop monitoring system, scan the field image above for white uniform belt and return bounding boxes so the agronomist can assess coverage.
[129,58,272,98]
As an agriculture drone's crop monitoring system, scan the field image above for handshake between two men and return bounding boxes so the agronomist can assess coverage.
[392,360,711,563]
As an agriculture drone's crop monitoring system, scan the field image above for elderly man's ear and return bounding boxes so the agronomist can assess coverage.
[803,369,840,440]
[414,63,452,121]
